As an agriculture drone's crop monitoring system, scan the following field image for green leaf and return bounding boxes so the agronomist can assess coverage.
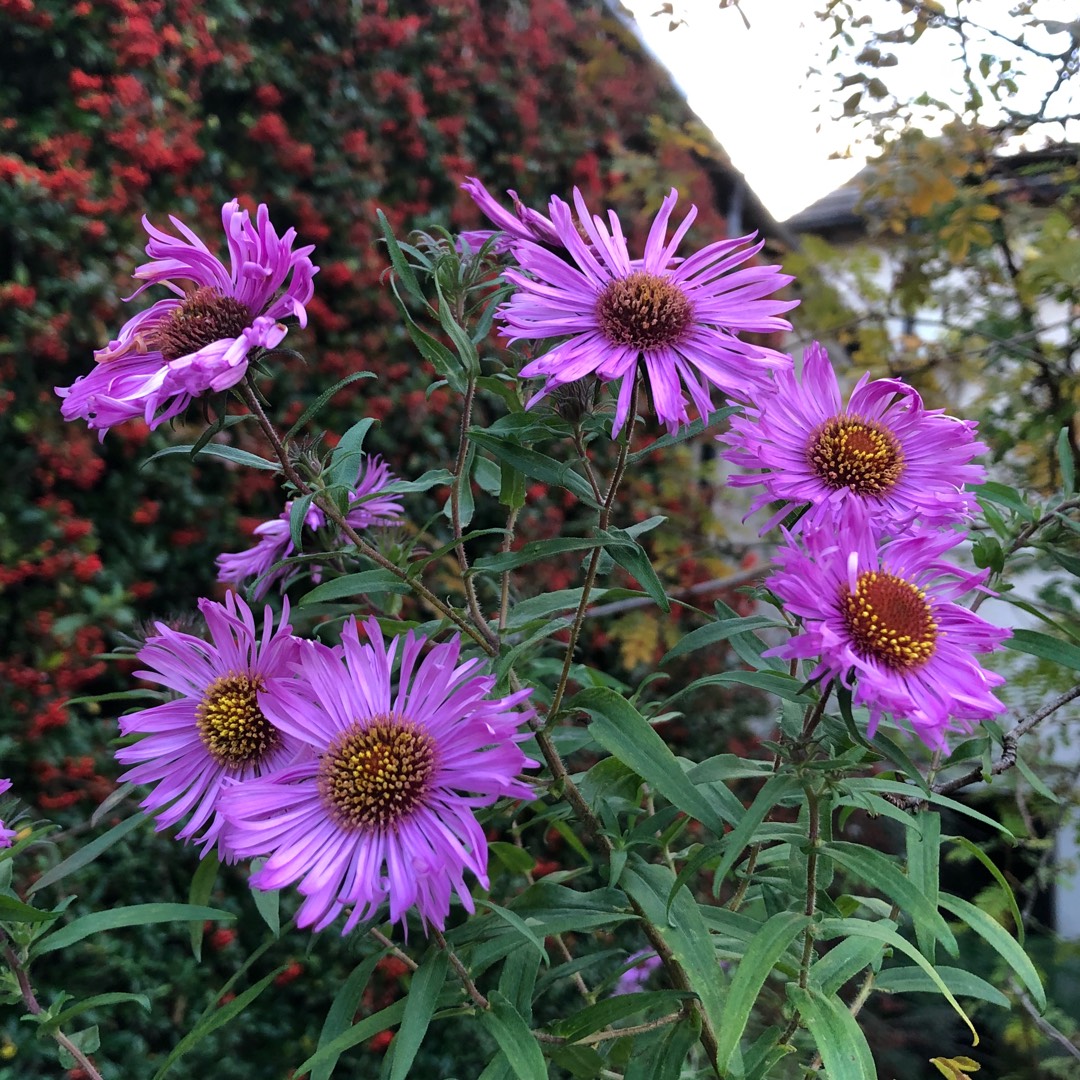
[666,670,813,706]
[480,991,547,1080]
[552,990,691,1043]
[188,853,220,961]
[39,992,151,1033]
[152,968,283,1080]
[326,417,377,489]
[817,918,978,1043]
[388,950,448,1080]
[1007,627,1080,670]
[624,1013,702,1080]
[627,406,738,463]
[474,535,635,576]
[938,892,1044,1010]
[1057,427,1075,493]
[311,953,384,1080]
[825,841,957,957]
[874,965,1010,1008]
[578,685,740,833]
[707,774,799,900]
[33,904,235,957]
[143,443,280,471]
[468,430,599,507]
[284,371,377,442]
[28,815,146,896]
[604,527,670,612]
[906,810,941,963]
[787,985,877,1080]
[289,491,316,550]
[0,894,60,923]
[376,209,423,301]
[809,934,885,996]
[489,842,535,875]
[477,900,548,963]
[620,859,728,1064]
[250,876,280,938]
[945,835,1024,944]
[383,468,454,495]
[296,999,409,1077]
[974,480,1035,521]
[715,911,810,1072]
[298,570,411,606]
[661,617,781,665]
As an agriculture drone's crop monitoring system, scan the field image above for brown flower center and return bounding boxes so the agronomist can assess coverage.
[195,673,279,768]
[843,571,938,672]
[808,417,905,496]
[317,718,437,831]
[150,285,252,360]
[596,271,693,350]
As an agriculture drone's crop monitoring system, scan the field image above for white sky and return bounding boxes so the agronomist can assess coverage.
[621,0,1080,222]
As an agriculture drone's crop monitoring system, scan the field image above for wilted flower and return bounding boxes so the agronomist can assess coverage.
[498,188,796,436]
[115,593,304,858]
[721,341,987,532]
[57,199,317,438]
[767,514,1009,750]
[221,617,536,933]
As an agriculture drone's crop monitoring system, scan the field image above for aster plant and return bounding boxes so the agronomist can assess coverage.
[722,340,988,532]
[497,187,798,435]
[55,199,317,438]
[114,593,305,859]
[23,182,1080,1080]
[222,617,535,933]
[766,513,1009,749]
[217,454,404,598]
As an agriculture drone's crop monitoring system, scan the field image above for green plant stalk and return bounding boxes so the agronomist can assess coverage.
[238,379,494,654]
[2,935,105,1080]
[547,373,639,724]
[450,377,497,648]
[780,784,823,1045]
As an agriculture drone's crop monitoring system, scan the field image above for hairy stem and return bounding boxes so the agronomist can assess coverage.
[239,379,494,654]
[433,928,488,1010]
[2,936,105,1080]
[547,374,639,723]
[450,378,497,647]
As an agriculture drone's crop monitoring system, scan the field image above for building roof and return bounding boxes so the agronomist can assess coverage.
[784,143,1079,239]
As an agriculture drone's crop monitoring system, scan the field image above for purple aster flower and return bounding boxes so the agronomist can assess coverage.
[221,617,537,933]
[217,501,325,601]
[721,341,987,532]
[57,199,317,439]
[342,455,406,531]
[767,514,1009,749]
[0,779,16,849]
[497,188,797,436]
[612,950,662,995]
[115,593,305,859]
[217,456,405,598]
[459,177,561,253]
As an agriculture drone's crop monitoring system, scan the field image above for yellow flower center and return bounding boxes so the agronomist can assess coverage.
[317,718,437,831]
[808,417,904,496]
[195,673,279,768]
[843,570,938,672]
[596,271,693,350]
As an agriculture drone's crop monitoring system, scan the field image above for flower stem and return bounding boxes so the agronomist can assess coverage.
[2,935,105,1080]
[547,373,639,724]
[238,378,494,654]
[433,928,488,1010]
